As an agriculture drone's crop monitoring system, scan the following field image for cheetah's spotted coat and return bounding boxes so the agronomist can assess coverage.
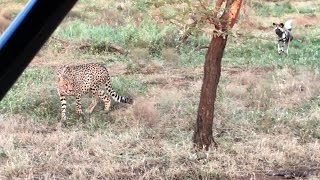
[56,63,133,121]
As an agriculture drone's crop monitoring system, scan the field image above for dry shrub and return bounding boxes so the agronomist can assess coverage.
[275,68,320,108]
[143,61,163,74]
[156,88,183,105]
[152,88,195,131]
[161,48,180,65]
[93,9,126,26]
[127,60,163,75]
[128,48,149,62]
[233,67,273,86]
[249,82,275,109]
[126,48,163,74]
[225,68,275,109]
[126,60,163,75]
[223,83,248,111]
[132,98,159,127]
[224,83,247,100]
[224,67,320,110]
[236,71,260,87]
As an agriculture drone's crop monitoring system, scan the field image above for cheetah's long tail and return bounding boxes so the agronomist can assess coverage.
[105,77,133,104]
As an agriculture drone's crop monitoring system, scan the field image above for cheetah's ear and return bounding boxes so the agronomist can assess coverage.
[57,65,68,75]
[61,65,68,74]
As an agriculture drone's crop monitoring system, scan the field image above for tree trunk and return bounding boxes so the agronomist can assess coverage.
[193,35,228,150]
[193,0,242,150]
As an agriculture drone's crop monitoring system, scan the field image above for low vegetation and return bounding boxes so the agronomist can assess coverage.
[0,0,320,179]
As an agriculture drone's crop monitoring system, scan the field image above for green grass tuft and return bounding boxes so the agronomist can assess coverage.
[253,1,296,17]
[0,67,59,122]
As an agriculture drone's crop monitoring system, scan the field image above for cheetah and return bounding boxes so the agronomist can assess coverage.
[56,63,133,121]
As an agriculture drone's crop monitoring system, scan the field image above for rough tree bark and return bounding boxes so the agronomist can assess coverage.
[193,0,243,150]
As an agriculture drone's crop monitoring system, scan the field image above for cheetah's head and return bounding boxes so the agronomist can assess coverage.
[56,66,74,95]
[57,76,74,95]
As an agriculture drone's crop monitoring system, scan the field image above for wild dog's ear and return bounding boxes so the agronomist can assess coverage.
[279,23,284,28]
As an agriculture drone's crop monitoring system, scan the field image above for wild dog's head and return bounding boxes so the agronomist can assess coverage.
[273,20,293,37]
[273,22,285,38]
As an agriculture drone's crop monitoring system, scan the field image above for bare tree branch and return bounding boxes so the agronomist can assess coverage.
[213,0,225,18]
[198,0,209,11]
[179,31,193,42]
[220,0,243,30]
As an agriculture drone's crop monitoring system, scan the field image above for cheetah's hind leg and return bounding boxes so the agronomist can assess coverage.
[98,89,111,112]
[87,97,98,114]
[87,86,99,114]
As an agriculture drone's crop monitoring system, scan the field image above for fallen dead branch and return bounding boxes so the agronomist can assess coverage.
[267,168,320,179]
[50,36,127,54]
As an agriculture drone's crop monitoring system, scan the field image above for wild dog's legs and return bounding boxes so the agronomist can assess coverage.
[285,41,290,55]
[284,43,288,55]
[279,42,287,54]
[278,43,281,54]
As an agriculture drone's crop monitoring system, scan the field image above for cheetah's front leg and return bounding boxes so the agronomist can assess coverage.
[75,94,84,115]
[59,94,67,121]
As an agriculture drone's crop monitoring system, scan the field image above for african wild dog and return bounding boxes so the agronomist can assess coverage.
[273,20,293,55]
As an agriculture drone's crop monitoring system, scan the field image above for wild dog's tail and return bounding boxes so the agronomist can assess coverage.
[284,19,293,31]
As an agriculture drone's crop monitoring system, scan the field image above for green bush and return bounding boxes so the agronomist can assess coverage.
[111,75,148,95]
[55,18,179,57]
[0,67,59,122]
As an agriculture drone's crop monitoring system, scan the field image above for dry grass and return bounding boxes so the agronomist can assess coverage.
[2,63,319,178]
[222,66,320,110]
[1,111,320,179]
[161,48,180,65]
